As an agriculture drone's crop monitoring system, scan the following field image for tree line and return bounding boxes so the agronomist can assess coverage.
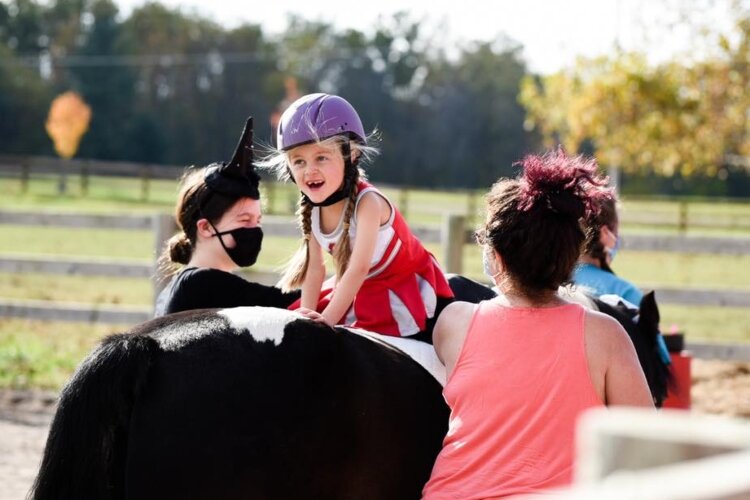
[0,0,531,189]
[1,0,749,196]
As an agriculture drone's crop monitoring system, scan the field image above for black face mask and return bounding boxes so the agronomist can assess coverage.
[209,224,263,268]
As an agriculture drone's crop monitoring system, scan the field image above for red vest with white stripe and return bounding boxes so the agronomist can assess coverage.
[291,181,453,337]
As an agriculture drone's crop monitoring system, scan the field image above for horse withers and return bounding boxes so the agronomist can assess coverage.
[31,307,449,500]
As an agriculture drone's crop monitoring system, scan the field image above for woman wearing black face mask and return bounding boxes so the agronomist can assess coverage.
[154,118,300,317]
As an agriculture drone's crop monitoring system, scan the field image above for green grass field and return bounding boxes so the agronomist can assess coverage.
[0,318,131,388]
[4,174,750,232]
[1,175,749,388]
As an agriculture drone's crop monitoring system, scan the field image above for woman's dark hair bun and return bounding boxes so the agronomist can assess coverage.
[168,233,193,265]
[517,147,612,218]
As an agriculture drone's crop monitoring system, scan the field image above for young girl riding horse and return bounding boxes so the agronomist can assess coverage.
[265,93,453,342]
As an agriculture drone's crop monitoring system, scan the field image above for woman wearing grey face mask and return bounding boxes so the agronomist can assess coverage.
[154,118,300,317]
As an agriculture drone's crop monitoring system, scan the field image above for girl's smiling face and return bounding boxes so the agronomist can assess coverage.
[287,142,345,204]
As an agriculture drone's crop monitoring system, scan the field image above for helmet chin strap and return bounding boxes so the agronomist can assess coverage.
[303,141,358,207]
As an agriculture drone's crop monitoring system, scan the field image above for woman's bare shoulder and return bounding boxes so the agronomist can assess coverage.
[438,301,476,327]
[584,308,627,336]
[583,308,636,355]
[434,301,477,367]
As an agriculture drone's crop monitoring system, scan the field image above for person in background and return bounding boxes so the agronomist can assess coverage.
[263,93,453,342]
[154,117,300,317]
[573,196,671,364]
[572,196,642,306]
[422,149,653,499]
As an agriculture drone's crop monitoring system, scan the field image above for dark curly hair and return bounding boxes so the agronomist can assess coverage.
[478,148,612,301]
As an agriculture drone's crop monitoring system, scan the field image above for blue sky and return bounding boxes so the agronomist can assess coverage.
[114,0,734,74]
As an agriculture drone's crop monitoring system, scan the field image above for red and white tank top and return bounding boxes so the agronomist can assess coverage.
[297,181,453,337]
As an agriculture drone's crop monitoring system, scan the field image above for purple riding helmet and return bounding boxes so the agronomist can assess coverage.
[277,93,367,207]
[277,93,366,151]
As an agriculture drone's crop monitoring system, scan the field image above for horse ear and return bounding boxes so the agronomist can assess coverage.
[638,290,660,330]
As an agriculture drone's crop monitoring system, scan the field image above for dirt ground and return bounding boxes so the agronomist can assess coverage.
[0,391,56,500]
[1,361,749,500]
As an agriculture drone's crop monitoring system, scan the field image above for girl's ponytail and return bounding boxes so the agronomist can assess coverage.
[156,232,192,283]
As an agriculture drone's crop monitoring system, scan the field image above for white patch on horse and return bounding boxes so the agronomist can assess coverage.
[155,316,227,351]
[344,327,447,386]
[218,307,304,346]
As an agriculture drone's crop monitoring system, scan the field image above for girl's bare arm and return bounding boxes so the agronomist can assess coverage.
[319,193,383,325]
[301,237,326,311]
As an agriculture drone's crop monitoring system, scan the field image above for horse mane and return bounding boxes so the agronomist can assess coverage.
[591,291,670,407]
[561,286,669,407]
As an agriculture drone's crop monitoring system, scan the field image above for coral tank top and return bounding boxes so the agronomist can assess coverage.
[423,301,603,499]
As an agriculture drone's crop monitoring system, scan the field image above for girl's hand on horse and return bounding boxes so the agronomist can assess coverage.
[297,307,334,326]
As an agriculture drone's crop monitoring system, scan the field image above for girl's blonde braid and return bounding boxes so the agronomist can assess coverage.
[278,195,313,292]
[333,168,360,279]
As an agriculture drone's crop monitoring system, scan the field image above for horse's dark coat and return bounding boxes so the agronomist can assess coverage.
[591,292,670,406]
[32,309,449,500]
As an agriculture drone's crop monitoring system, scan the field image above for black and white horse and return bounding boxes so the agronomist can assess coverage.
[31,307,449,500]
[31,277,668,500]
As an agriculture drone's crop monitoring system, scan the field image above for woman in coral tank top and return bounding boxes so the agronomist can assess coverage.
[422,149,654,500]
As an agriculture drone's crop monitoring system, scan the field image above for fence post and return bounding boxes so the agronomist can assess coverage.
[399,186,409,219]
[152,213,178,307]
[678,201,688,233]
[80,161,89,196]
[20,158,30,194]
[442,213,465,274]
[57,158,68,195]
[141,166,151,201]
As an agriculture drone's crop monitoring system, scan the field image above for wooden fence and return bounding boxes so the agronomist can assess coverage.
[0,211,175,324]
[2,154,750,232]
[0,154,184,200]
[1,210,750,361]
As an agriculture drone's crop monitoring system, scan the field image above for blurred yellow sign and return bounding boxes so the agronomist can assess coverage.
[45,92,92,159]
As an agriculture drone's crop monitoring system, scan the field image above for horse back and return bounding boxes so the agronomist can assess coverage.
[124,313,448,499]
